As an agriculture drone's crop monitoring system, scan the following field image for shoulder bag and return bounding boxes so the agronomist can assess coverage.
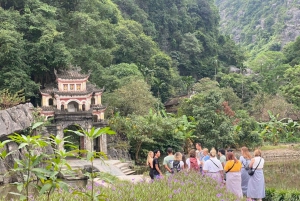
[225,161,235,173]
[248,157,262,176]
[210,159,219,168]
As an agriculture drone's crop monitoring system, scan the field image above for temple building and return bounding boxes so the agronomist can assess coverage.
[39,67,107,154]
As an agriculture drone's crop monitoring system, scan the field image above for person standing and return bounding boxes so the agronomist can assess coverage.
[181,154,188,170]
[239,147,251,197]
[218,148,226,182]
[247,149,265,201]
[146,151,154,179]
[218,148,226,168]
[195,143,203,160]
[163,147,175,176]
[186,149,200,171]
[171,152,184,173]
[203,148,224,183]
[153,150,163,179]
[196,143,203,171]
[224,152,243,198]
[200,148,210,169]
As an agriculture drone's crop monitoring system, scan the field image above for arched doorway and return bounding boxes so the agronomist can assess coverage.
[67,101,79,112]
[64,125,83,153]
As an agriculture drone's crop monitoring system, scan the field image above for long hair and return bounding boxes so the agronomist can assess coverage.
[241,146,251,159]
[226,152,237,163]
[146,151,153,166]
[182,154,188,169]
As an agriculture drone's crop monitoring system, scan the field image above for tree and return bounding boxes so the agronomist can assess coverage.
[0,89,25,109]
[280,65,300,108]
[104,78,158,116]
[179,91,236,149]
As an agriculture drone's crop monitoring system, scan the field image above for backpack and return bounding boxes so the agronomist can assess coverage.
[172,161,181,173]
[190,157,199,171]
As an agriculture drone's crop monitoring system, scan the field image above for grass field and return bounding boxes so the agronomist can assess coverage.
[264,159,300,190]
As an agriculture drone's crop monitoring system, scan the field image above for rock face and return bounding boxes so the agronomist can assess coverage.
[216,0,300,52]
[107,134,131,161]
[0,103,51,184]
[0,103,34,138]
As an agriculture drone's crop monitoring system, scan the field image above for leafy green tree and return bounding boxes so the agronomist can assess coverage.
[233,110,262,148]
[248,51,290,94]
[179,91,235,149]
[280,65,300,108]
[104,78,158,116]
[283,36,300,67]
[90,63,143,92]
[218,73,261,105]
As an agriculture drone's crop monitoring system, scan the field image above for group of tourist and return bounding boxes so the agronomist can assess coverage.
[146,143,265,201]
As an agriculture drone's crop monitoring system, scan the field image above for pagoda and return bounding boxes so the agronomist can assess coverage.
[40,66,107,153]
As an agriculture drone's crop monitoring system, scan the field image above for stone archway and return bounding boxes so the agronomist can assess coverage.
[53,118,107,154]
[64,125,82,152]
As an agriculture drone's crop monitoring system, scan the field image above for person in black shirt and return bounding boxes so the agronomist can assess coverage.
[152,149,163,179]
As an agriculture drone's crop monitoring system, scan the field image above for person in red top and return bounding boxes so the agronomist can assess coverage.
[186,149,200,171]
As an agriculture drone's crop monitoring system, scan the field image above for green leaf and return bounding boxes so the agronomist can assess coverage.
[58,181,69,192]
[18,143,28,149]
[17,183,23,192]
[39,183,52,195]
[32,122,44,130]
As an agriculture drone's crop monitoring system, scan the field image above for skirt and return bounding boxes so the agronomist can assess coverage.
[247,169,265,199]
[226,171,243,198]
[205,172,223,183]
[241,167,250,196]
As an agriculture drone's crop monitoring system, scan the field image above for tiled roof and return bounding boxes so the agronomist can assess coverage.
[55,66,90,80]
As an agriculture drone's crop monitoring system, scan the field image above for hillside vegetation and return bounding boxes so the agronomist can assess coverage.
[215,0,300,57]
[2,0,300,167]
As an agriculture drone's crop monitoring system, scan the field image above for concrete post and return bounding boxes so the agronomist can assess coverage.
[100,134,107,154]
[56,125,64,151]
[85,124,92,152]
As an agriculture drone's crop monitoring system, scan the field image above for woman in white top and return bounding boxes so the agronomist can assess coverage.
[203,148,224,183]
[247,149,265,201]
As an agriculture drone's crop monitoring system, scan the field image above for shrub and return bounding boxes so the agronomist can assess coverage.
[264,189,300,201]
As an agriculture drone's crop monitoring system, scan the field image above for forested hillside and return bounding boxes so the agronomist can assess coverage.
[112,0,245,78]
[3,0,300,158]
[0,0,244,104]
[215,0,300,56]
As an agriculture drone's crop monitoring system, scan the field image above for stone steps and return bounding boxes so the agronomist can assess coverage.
[112,160,136,175]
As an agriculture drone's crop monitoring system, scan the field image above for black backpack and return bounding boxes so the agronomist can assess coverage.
[172,161,181,173]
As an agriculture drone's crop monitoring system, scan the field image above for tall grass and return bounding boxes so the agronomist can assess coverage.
[264,159,300,190]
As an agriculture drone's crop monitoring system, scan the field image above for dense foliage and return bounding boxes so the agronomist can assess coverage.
[2,0,300,167]
[215,0,300,57]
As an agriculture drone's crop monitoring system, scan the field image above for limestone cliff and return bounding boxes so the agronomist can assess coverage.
[215,0,300,55]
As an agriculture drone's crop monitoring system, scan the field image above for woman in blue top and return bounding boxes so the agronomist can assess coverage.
[239,147,251,197]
